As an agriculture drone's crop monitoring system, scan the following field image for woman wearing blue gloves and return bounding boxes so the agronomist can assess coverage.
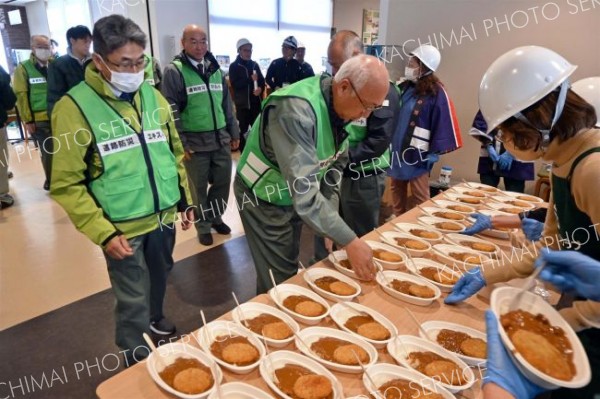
[445,46,600,398]
[462,208,546,241]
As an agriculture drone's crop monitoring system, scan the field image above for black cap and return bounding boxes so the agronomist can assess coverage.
[66,25,92,43]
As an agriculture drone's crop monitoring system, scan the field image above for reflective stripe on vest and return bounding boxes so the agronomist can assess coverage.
[345,117,391,173]
[237,76,347,206]
[67,82,181,222]
[22,59,47,113]
[172,60,226,132]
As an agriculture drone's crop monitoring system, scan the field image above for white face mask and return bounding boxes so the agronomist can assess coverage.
[109,69,145,93]
[405,66,419,81]
[34,48,52,62]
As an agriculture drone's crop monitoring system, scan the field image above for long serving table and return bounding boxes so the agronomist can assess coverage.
[96,194,531,399]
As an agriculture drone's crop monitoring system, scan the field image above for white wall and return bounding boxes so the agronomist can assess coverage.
[25,0,50,37]
[149,0,209,69]
[333,0,380,35]
[379,0,600,192]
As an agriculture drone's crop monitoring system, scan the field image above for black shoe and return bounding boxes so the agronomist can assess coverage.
[43,181,49,191]
[0,194,14,210]
[7,171,13,179]
[199,233,213,245]
[212,222,231,235]
[149,318,176,335]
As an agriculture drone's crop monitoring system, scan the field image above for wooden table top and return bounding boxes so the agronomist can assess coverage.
[96,192,549,399]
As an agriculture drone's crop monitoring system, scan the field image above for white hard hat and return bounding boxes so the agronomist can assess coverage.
[479,45,577,133]
[572,77,600,126]
[282,36,298,49]
[297,41,305,49]
[236,38,252,50]
[410,44,441,72]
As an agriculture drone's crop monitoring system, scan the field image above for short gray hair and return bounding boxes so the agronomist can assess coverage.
[93,14,146,58]
[334,54,383,91]
[339,31,363,59]
[31,35,50,46]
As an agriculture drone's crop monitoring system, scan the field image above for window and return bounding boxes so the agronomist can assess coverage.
[208,0,332,75]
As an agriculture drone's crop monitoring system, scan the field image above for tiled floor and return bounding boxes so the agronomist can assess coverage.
[0,133,244,330]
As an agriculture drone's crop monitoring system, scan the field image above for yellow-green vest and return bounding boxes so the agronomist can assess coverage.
[22,59,48,114]
[67,82,181,222]
[237,76,348,206]
[345,117,391,173]
[144,54,156,87]
[172,59,226,132]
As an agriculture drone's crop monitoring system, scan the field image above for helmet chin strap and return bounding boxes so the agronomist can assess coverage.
[513,80,570,153]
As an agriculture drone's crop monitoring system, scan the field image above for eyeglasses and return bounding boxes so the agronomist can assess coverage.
[348,79,383,112]
[104,56,149,71]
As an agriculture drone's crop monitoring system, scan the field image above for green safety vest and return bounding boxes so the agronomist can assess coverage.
[144,55,155,87]
[67,82,181,222]
[22,59,48,113]
[345,117,391,173]
[172,59,226,132]
[237,76,348,206]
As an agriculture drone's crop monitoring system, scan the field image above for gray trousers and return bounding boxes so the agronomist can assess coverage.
[104,227,175,362]
[234,177,302,295]
[29,121,52,184]
[313,173,386,262]
[0,126,8,195]
[184,145,232,234]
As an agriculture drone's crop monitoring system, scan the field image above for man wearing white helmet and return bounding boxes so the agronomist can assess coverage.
[229,38,265,152]
[295,41,315,80]
[265,36,303,91]
[388,44,462,216]
[444,46,600,398]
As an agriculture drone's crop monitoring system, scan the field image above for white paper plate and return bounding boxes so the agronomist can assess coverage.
[419,206,467,222]
[450,185,490,198]
[329,302,398,349]
[420,320,488,366]
[230,302,300,348]
[375,270,441,306]
[196,320,266,374]
[295,326,378,373]
[405,257,460,292]
[431,199,476,215]
[484,201,527,214]
[489,195,536,210]
[387,335,476,393]
[146,343,223,399]
[259,350,343,399]
[362,363,455,399]
[268,284,331,325]
[378,231,431,257]
[393,222,443,243]
[490,286,591,390]
[417,216,466,233]
[499,191,545,204]
[443,192,487,206]
[443,233,501,258]
[459,181,501,193]
[366,240,407,270]
[432,244,493,272]
[302,267,362,301]
[207,382,274,399]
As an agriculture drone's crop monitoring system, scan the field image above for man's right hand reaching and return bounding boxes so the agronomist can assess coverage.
[105,235,134,260]
[345,238,375,280]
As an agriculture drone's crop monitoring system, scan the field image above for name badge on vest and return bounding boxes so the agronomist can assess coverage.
[144,129,167,144]
[209,83,223,91]
[145,79,155,86]
[351,117,367,127]
[29,77,46,84]
[187,84,207,95]
[98,135,141,156]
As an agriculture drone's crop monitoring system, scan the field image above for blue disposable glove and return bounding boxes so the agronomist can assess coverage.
[486,144,500,163]
[521,217,543,241]
[426,153,439,171]
[537,248,600,301]
[483,310,547,399]
[444,267,486,304]
[498,151,514,171]
[461,213,492,235]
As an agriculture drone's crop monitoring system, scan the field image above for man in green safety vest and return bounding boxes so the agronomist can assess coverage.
[312,31,399,261]
[162,25,240,246]
[143,54,162,90]
[50,15,193,366]
[13,35,54,190]
[235,54,390,294]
